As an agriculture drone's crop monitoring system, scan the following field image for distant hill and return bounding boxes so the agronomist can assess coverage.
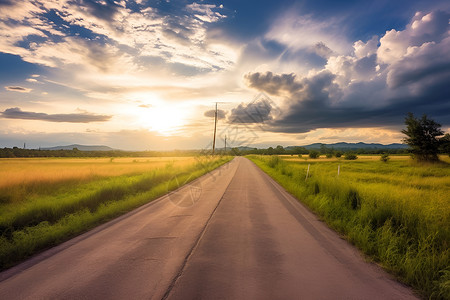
[41,144,115,151]
[286,142,408,151]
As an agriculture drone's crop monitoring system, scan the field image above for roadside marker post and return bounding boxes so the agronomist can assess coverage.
[338,164,340,176]
[305,164,310,181]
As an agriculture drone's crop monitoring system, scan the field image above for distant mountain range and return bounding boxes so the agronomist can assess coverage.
[41,144,115,151]
[286,142,408,150]
[40,142,408,152]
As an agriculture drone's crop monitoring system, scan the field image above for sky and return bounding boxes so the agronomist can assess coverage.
[0,0,449,151]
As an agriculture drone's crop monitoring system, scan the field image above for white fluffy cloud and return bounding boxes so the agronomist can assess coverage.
[0,1,235,73]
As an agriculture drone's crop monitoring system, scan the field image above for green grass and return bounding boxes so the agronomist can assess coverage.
[248,155,450,300]
[0,156,231,270]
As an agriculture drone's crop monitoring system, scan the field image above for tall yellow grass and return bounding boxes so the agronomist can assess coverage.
[0,157,195,189]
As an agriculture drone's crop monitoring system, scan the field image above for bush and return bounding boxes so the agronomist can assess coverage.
[326,153,333,158]
[380,153,390,162]
[335,151,343,158]
[344,153,358,160]
[309,150,320,159]
[298,154,302,158]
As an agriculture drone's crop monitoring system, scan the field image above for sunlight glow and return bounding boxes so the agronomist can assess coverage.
[127,93,190,135]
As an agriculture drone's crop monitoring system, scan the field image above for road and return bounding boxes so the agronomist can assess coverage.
[0,157,417,299]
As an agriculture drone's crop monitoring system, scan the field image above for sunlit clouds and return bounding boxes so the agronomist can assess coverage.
[0,1,449,150]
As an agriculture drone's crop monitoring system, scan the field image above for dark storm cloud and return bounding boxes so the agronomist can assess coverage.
[204,109,227,119]
[245,72,303,95]
[229,98,274,124]
[242,70,450,133]
[237,10,450,134]
[1,107,112,123]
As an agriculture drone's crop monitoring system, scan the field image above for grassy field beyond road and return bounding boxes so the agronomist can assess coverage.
[0,156,231,270]
[249,155,449,299]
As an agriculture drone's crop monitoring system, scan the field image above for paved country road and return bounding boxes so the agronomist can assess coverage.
[0,157,418,299]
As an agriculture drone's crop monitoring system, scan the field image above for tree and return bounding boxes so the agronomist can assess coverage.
[275,145,285,154]
[401,113,444,161]
[344,152,357,160]
[440,133,450,156]
[309,150,320,159]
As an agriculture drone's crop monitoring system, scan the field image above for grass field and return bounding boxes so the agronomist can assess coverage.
[0,156,231,270]
[249,155,450,300]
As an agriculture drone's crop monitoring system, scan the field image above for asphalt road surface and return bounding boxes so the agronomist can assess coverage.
[0,157,418,299]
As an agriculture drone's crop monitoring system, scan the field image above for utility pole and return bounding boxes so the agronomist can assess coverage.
[224,135,227,153]
[211,101,229,155]
[212,102,218,155]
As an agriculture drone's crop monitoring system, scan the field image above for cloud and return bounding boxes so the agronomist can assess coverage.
[204,109,227,119]
[0,1,235,75]
[229,97,274,124]
[1,107,112,123]
[377,10,450,89]
[265,12,351,55]
[244,72,303,96]
[377,11,449,65]
[240,10,450,133]
[4,86,32,93]
[311,42,334,58]
[138,104,152,108]
[0,0,14,6]
[75,0,122,22]
[187,3,226,23]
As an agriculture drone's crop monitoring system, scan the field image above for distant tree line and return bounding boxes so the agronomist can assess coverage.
[0,147,203,158]
[224,145,411,156]
[0,145,414,158]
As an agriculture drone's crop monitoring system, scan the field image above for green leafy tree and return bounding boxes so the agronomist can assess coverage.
[275,145,285,154]
[401,113,444,161]
[309,150,320,159]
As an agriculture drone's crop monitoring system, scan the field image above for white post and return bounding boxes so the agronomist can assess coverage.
[305,164,310,181]
[337,164,340,176]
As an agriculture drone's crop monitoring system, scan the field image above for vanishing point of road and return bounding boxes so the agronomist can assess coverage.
[0,157,418,299]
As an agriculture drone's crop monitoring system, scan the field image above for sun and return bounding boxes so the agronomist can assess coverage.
[140,104,188,135]
[126,94,190,135]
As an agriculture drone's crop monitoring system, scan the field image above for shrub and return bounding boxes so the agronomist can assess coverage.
[335,151,343,158]
[326,153,333,158]
[309,150,320,159]
[380,153,390,162]
[344,153,358,160]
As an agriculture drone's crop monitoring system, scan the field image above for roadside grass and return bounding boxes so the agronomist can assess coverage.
[248,155,449,300]
[0,156,231,270]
